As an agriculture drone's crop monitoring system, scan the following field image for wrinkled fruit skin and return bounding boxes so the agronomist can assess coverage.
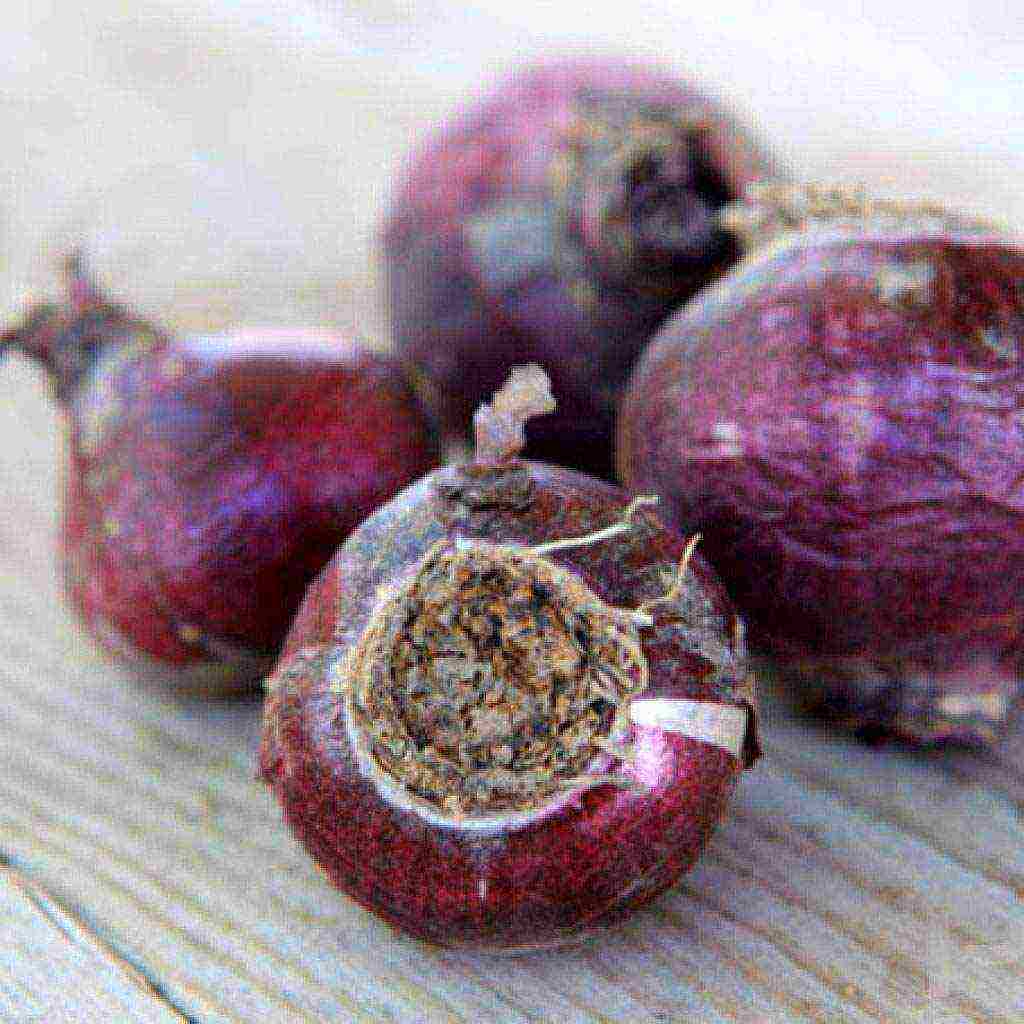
[21,295,440,693]
[619,229,1024,744]
[260,461,756,950]
[383,56,773,477]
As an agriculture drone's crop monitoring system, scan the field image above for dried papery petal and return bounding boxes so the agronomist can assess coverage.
[472,363,555,464]
[620,188,1022,746]
[529,493,660,556]
[261,370,758,949]
[3,254,441,693]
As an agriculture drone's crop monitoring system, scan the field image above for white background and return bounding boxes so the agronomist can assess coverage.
[3,0,1022,333]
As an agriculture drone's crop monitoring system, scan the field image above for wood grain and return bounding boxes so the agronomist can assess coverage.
[1,359,1021,1023]
[0,862,184,1023]
[3,5,1024,1019]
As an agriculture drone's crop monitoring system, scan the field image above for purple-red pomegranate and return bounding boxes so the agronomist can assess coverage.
[618,184,1023,745]
[1,256,441,694]
[382,55,774,477]
[260,366,758,950]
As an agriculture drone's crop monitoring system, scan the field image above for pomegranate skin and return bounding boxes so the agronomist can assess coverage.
[383,55,773,477]
[260,457,757,950]
[3,263,440,693]
[619,227,1024,744]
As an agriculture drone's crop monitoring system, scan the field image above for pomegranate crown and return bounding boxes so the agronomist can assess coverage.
[1,252,130,400]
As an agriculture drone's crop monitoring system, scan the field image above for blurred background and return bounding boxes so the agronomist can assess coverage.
[3,0,1023,341]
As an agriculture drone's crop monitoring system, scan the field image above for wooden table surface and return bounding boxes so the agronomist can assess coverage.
[2,357,1022,1023]
[3,3,1024,1021]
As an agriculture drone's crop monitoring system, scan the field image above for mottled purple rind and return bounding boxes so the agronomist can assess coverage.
[619,228,1024,745]
[382,55,775,477]
[261,462,756,950]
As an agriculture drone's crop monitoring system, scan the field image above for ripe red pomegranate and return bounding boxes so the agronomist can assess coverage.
[619,184,1022,745]
[1,256,441,694]
[260,366,758,950]
[383,54,774,477]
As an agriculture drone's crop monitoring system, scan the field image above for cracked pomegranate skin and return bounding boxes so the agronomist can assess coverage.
[3,267,440,693]
[618,229,1024,743]
[260,461,757,950]
[382,55,773,477]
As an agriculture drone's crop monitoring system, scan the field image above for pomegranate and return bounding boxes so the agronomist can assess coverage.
[260,366,758,950]
[619,184,1022,745]
[383,54,774,477]
[1,255,441,694]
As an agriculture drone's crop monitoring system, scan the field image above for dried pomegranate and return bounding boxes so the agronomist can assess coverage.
[260,366,758,950]
[383,55,774,477]
[1,256,440,694]
[619,184,1022,745]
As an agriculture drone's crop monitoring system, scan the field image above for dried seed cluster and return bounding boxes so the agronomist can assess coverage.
[347,541,648,817]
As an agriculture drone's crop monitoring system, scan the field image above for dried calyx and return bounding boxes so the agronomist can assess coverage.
[344,366,757,822]
[1,254,132,401]
[560,98,723,277]
[1,301,55,357]
[435,363,555,513]
[471,362,555,465]
[720,181,1001,253]
[346,540,649,818]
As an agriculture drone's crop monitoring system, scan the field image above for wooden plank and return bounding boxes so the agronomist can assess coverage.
[2,605,1021,1023]
[2,361,1024,1022]
[0,862,186,1023]
[758,685,1024,897]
